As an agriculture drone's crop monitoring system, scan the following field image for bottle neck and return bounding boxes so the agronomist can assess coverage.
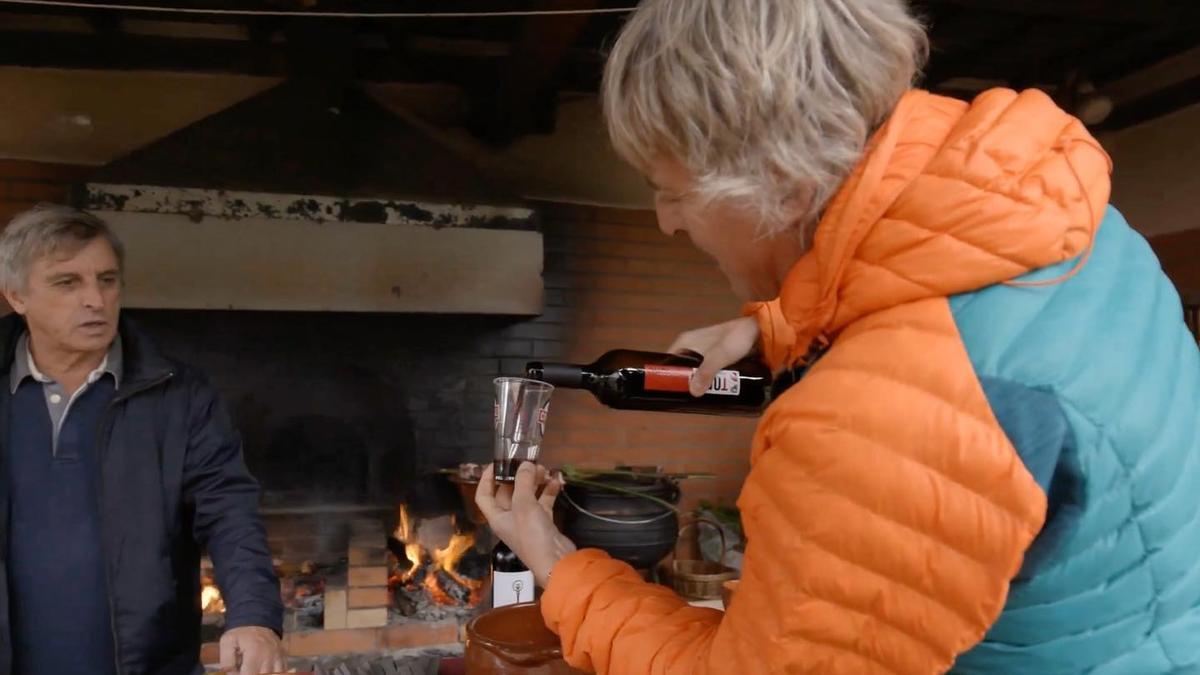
[526,361,586,388]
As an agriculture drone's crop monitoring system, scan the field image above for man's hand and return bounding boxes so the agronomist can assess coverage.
[668,316,761,397]
[220,625,287,674]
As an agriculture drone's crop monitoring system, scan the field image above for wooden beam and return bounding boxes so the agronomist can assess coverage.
[467,0,599,145]
[1087,23,1200,85]
[1102,44,1200,106]
[0,29,287,74]
[0,24,604,86]
[1100,73,1200,130]
[922,0,1193,25]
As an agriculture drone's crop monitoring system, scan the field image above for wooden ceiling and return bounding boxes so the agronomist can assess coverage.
[1,0,1198,143]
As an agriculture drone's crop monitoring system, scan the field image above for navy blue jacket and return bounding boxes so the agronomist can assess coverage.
[0,315,282,674]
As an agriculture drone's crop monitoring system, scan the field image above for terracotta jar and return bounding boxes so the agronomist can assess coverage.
[465,603,585,674]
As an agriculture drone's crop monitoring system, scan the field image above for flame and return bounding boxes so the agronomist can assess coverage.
[393,504,425,583]
[425,518,483,606]
[402,542,424,582]
[397,503,415,541]
[435,530,476,575]
[390,508,483,606]
[200,580,225,614]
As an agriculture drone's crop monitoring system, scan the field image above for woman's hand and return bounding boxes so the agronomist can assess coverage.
[668,316,761,397]
[475,462,577,587]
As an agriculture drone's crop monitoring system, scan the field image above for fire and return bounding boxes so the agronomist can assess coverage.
[402,542,424,582]
[435,530,476,576]
[391,506,482,606]
[393,504,426,583]
[200,580,225,614]
[424,529,483,606]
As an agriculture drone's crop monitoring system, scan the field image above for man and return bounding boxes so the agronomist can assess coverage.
[0,204,284,674]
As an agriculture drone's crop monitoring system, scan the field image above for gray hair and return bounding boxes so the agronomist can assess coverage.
[0,204,125,293]
[602,0,929,239]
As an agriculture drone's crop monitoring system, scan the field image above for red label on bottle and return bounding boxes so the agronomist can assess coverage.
[643,365,693,393]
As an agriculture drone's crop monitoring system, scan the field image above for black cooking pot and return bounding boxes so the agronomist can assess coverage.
[556,471,681,570]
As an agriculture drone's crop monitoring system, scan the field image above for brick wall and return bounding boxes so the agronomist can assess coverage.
[535,203,757,508]
[0,159,89,224]
[0,160,758,519]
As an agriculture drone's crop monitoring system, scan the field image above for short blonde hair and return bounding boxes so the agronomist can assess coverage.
[603,0,928,238]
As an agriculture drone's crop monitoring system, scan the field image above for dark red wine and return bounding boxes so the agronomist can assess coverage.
[526,349,770,416]
[492,458,533,484]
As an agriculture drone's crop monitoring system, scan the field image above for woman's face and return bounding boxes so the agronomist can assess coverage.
[645,156,807,302]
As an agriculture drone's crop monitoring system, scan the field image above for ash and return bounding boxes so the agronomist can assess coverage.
[391,583,482,623]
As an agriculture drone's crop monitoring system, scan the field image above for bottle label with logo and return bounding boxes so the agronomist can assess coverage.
[643,365,741,396]
[493,570,535,607]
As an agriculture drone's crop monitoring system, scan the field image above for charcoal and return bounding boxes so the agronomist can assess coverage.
[433,570,471,604]
[393,588,419,617]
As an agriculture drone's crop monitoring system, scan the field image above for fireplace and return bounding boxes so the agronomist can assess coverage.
[124,307,534,663]
[73,77,559,665]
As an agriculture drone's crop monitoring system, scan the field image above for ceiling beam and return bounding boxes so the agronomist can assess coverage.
[1099,72,1200,130]
[922,0,1195,25]
[1102,44,1200,105]
[0,29,286,74]
[466,0,599,145]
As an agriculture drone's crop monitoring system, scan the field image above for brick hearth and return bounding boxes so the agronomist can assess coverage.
[200,620,460,665]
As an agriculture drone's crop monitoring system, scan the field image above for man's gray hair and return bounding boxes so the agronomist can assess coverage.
[603,0,929,240]
[0,203,125,293]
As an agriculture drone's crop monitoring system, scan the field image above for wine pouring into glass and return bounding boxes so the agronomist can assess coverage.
[489,377,555,608]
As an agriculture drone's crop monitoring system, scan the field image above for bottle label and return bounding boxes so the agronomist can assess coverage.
[643,365,741,396]
[493,570,535,607]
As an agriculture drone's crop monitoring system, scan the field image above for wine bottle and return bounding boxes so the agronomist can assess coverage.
[491,540,534,608]
[526,349,770,416]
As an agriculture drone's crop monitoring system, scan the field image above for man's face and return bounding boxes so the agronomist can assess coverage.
[2,237,122,355]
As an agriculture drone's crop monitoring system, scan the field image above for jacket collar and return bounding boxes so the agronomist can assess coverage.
[0,314,173,395]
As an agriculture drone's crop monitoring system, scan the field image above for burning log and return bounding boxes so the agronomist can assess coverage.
[393,588,420,618]
[431,569,473,605]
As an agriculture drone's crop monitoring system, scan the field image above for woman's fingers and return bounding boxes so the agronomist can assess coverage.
[511,461,541,511]
[538,475,564,514]
[474,463,501,522]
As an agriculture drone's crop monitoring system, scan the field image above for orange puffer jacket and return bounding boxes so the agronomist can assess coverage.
[539,88,1136,673]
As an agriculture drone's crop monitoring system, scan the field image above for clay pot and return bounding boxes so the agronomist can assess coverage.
[465,603,585,674]
[450,474,486,525]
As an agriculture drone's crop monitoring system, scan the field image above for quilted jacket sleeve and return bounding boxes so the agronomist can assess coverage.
[541,298,1048,674]
[743,299,799,373]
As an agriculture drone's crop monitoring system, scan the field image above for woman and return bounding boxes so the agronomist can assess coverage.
[476,1,1200,673]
